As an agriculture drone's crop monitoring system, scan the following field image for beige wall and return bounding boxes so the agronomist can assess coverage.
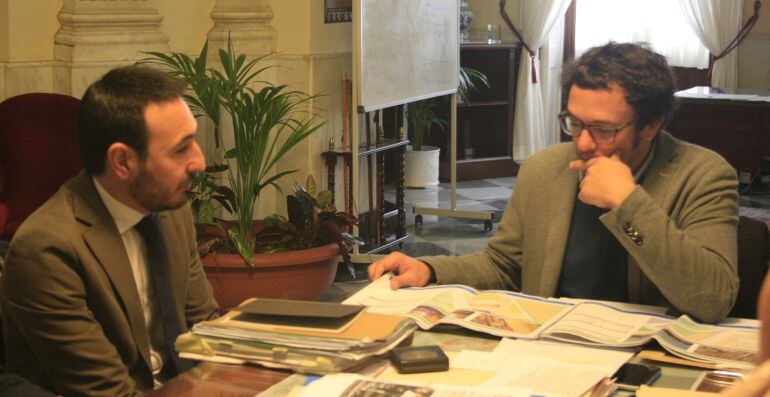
[740,0,770,89]
[744,0,770,36]
[155,0,215,55]
[271,0,351,54]
[0,0,9,61]
[5,0,61,61]
[268,0,352,213]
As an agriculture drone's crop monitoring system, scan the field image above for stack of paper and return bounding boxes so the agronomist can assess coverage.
[176,298,416,374]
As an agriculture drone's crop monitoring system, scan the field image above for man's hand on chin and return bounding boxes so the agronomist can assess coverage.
[569,152,637,210]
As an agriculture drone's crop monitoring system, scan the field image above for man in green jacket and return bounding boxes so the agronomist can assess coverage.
[369,42,739,324]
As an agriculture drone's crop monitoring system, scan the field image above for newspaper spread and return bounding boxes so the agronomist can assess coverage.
[343,276,574,339]
[345,277,759,369]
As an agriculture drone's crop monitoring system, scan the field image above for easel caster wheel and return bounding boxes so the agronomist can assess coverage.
[484,220,493,232]
[415,215,423,226]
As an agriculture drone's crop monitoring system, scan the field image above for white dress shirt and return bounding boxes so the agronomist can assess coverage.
[92,177,167,384]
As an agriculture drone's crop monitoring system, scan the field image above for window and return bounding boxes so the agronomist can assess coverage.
[575,0,709,68]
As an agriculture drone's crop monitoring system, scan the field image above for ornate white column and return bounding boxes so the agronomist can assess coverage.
[207,0,276,56]
[54,0,170,96]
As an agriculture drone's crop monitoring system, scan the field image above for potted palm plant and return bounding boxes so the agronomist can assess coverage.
[404,67,488,188]
[140,38,349,309]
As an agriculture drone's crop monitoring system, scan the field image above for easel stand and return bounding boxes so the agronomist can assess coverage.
[413,94,495,232]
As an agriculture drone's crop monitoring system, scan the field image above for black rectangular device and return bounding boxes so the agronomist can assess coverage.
[389,345,449,374]
[613,363,662,390]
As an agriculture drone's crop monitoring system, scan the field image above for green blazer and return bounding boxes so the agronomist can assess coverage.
[1,172,219,396]
[424,132,739,323]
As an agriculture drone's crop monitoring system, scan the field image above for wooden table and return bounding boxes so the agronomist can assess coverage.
[148,363,291,397]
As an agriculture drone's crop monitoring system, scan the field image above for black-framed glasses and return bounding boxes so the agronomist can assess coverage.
[558,111,633,144]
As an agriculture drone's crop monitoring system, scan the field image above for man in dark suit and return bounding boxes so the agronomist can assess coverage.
[1,66,219,396]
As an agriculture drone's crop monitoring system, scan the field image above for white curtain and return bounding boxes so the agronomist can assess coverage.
[539,15,565,148]
[678,0,743,90]
[512,0,571,162]
[576,0,709,69]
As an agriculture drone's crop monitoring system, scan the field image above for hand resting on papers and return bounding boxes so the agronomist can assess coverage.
[368,252,432,289]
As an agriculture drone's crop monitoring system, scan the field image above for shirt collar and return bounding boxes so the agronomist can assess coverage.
[633,136,657,183]
[92,176,146,234]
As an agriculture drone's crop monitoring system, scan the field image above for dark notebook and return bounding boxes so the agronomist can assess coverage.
[233,299,365,331]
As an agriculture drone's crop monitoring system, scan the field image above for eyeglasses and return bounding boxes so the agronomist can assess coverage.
[558,111,633,144]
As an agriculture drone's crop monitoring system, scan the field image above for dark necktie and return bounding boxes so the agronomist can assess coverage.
[135,214,193,376]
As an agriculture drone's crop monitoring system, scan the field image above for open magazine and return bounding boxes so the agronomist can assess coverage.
[344,276,759,369]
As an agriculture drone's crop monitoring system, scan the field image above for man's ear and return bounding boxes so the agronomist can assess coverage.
[640,117,664,142]
[105,143,139,181]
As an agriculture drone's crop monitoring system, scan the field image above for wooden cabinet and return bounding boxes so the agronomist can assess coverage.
[667,87,770,173]
[431,43,521,181]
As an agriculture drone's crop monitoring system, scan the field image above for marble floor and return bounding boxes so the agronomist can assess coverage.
[323,176,770,301]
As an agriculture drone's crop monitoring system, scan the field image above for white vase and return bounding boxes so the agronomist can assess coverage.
[405,145,440,188]
[459,0,474,42]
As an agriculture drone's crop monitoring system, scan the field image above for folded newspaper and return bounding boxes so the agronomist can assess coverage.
[176,298,416,374]
[344,277,759,369]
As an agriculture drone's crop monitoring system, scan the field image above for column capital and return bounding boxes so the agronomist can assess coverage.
[55,0,169,63]
[208,0,276,56]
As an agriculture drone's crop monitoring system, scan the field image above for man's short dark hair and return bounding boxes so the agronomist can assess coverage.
[78,65,188,175]
[561,42,676,132]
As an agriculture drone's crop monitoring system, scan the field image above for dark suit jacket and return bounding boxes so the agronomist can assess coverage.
[1,172,219,396]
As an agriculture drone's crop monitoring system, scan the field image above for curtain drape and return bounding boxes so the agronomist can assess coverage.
[576,0,709,69]
[511,0,571,162]
[539,15,566,149]
[678,0,743,90]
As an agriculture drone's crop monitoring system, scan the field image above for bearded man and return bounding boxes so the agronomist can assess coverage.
[1,66,219,396]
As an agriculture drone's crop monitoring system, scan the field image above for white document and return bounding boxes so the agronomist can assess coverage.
[542,301,652,344]
[555,298,668,315]
[296,373,531,397]
[344,274,473,316]
[493,339,633,372]
[452,350,519,371]
[483,356,613,397]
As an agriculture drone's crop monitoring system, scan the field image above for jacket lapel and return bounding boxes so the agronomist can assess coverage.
[69,173,153,369]
[538,150,580,297]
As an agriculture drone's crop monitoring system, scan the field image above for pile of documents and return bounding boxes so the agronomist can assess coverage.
[346,277,759,369]
[176,298,416,374]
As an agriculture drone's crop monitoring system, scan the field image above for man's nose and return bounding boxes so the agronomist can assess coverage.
[189,141,205,174]
[574,127,596,153]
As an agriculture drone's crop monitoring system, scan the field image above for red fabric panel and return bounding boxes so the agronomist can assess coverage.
[0,93,82,240]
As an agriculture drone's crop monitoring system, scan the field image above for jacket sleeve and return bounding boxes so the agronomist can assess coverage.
[1,229,142,397]
[601,155,739,323]
[178,206,219,327]
[420,160,533,291]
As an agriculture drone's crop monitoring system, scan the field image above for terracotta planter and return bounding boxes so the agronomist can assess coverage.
[198,223,341,311]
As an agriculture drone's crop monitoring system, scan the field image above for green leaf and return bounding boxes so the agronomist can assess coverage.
[194,200,216,225]
[316,190,333,211]
[305,175,317,198]
[228,228,255,266]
